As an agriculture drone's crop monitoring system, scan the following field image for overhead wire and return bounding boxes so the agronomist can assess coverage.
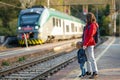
[0,1,22,9]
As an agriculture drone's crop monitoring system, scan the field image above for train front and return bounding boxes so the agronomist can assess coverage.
[17,7,44,45]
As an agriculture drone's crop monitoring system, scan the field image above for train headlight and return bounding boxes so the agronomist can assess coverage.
[18,27,21,30]
[35,26,39,29]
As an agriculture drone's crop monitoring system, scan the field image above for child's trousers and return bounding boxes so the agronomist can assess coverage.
[80,62,86,76]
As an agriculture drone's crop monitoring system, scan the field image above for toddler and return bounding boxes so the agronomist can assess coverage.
[76,41,87,77]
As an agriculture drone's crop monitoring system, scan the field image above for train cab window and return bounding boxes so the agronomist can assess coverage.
[20,13,40,26]
[66,25,69,32]
[53,18,55,27]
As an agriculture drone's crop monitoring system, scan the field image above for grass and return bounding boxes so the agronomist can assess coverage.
[18,56,26,62]
[2,61,10,66]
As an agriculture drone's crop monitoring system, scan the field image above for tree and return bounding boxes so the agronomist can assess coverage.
[101,16,110,35]
[36,0,65,12]
[88,5,111,36]
[116,13,120,36]
[0,0,20,27]
[0,0,21,35]
[116,13,120,26]
[104,4,110,16]
[50,0,63,11]
[115,0,120,11]
[19,0,36,9]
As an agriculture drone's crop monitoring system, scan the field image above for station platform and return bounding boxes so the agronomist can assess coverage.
[47,37,120,80]
[46,60,120,80]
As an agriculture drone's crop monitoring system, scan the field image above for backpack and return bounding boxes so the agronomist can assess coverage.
[88,24,100,43]
[93,27,100,43]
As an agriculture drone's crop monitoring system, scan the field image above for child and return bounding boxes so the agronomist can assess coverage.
[76,41,87,77]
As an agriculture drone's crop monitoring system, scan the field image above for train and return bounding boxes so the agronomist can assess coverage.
[17,6,85,45]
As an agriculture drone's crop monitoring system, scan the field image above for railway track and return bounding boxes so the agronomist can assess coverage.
[0,48,77,80]
[0,37,107,80]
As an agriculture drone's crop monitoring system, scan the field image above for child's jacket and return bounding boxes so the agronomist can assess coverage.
[77,48,87,63]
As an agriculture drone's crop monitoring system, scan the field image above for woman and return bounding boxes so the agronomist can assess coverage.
[82,12,98,79]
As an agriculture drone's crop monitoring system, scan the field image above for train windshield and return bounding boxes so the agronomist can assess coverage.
[20,13,40,26]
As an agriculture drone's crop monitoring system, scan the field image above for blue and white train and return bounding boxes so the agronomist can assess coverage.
[17,6,85,45]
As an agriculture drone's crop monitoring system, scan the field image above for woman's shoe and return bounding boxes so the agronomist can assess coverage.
[85,72,91,75]
[89,72,98,79]
[83,71,91,77]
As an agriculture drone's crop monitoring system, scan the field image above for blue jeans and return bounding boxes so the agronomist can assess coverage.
[80,62,86,76]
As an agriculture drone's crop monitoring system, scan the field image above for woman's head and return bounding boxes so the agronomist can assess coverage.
[86,12,96,24]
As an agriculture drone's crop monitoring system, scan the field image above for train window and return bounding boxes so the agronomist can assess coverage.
[71,23,74,32]
[79,27,82,32]
[66,25,69,32]
[75,26,77,32]
[59,19,61,27]
[63,21,65,33]
[56,18,58,27]
[81,25,84,30]
[53,18,55,27]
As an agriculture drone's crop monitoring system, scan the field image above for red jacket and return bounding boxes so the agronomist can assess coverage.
[83,22,99,47]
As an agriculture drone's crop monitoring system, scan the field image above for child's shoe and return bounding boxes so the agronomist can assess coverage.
[78,75,84,78]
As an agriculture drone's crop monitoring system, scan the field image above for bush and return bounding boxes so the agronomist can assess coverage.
[18,56,26,62]
[0,19,17,36]
[2,61,10,66]
[101,16,111,35]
